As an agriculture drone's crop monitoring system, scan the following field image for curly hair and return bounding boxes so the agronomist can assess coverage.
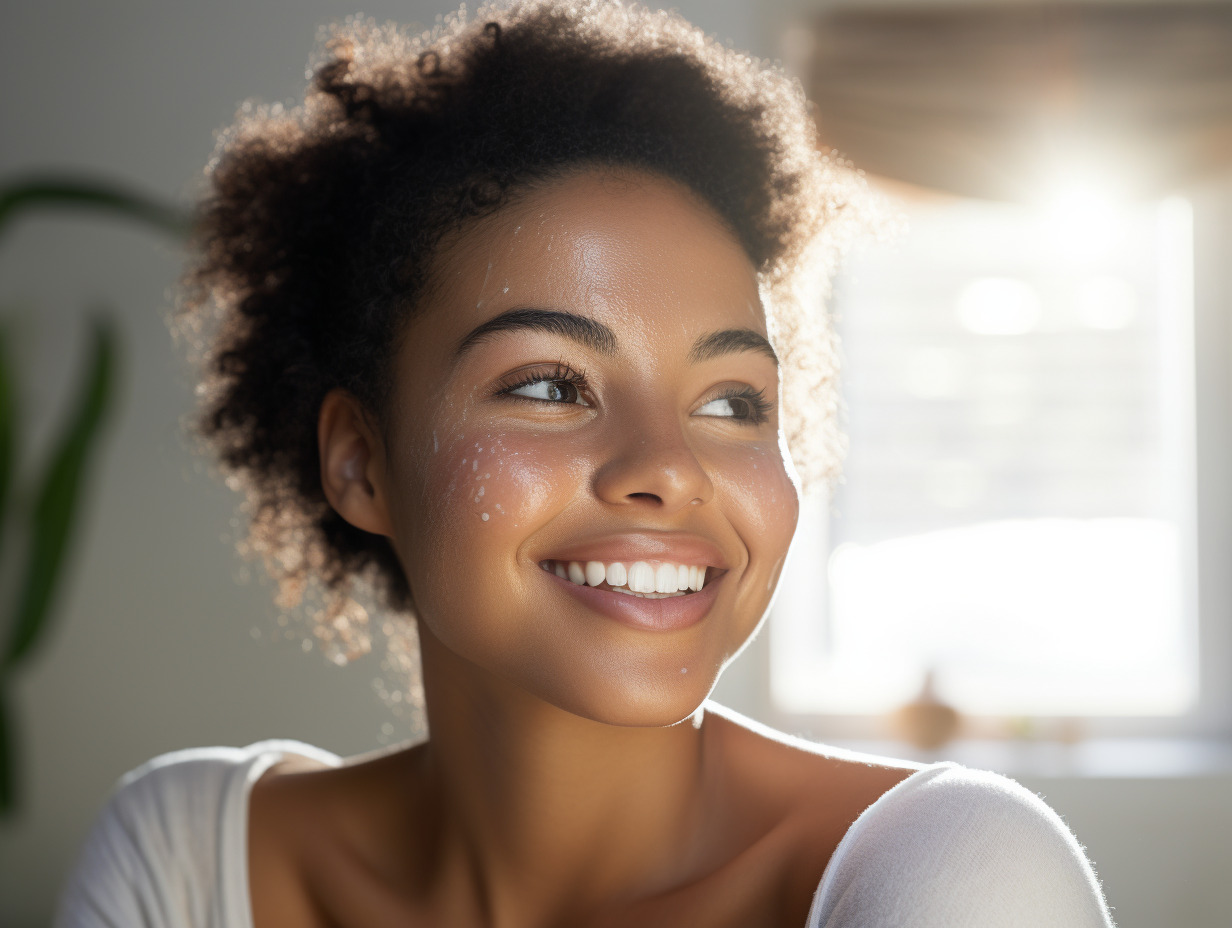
[178,0,870,645]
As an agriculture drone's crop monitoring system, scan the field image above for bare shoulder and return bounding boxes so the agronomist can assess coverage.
[248,743,423,928]
[704,701,919,811]
[248,750,339,928]
[698,704,921,924]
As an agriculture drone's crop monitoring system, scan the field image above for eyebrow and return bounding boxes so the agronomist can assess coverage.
[688,328,779,367]
[455,308,617,359]
[453,307,777,366]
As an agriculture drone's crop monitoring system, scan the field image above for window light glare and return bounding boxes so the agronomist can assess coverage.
[822,519,1192,716]
[1075,276,1137,330]
[956,277,1042,335]
[1038,172,1127,263]
[900,346,967,399]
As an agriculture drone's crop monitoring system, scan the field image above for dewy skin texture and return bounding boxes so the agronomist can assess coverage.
[323,167,799,729]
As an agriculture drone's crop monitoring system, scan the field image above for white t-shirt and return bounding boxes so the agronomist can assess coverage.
[54,740,1115,928]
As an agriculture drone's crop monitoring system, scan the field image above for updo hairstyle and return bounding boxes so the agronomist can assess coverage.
[178,0,868,645]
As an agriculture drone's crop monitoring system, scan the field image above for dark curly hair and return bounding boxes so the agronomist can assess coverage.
[178,0,869,652]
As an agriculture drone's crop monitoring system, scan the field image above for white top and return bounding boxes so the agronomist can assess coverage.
[54,740,1115,928]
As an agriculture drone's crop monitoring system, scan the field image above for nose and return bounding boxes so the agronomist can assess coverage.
[592,410,715,513]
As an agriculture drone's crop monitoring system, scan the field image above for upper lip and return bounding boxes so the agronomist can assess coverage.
[539,531,733,569]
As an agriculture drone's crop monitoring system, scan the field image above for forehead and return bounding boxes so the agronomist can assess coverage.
[416,168,766,345]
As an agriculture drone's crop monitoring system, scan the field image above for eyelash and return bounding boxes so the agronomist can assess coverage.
[495,362,590,401]
[710,385,773,425]
[494,363,772,425]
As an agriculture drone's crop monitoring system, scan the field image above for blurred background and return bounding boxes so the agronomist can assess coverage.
[1,1,1229,925]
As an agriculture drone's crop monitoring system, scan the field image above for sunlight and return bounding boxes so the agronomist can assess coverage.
[1037,170,1129,263]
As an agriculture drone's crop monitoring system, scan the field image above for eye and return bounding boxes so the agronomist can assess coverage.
[695,386,772,424]
[508,378,588,405]
[496,363,592,407]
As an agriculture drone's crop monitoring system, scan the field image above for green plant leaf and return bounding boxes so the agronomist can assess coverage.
[0,176,192,243]
[3,317,117,669]
[0,326,15,565]
[0,684,13,815]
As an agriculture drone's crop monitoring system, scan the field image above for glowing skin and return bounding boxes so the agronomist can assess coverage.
[267,168,913,928]
[379,168,799,727]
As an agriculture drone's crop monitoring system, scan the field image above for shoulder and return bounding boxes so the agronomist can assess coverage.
[809,763,1115,928]
[54,740,338,928]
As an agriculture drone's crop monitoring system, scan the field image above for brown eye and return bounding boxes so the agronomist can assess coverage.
[697,396,747,419]
[695,387,771,425]
[508,378,588,406]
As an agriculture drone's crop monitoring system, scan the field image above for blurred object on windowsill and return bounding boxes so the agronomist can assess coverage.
[890,668,961,750]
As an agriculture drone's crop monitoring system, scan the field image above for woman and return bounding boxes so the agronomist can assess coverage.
[56,3,1114,926]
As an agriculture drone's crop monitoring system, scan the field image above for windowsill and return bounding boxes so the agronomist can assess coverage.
[822,737,1232,778]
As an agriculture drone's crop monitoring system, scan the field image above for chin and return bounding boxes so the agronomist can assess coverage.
[535,661,722,729]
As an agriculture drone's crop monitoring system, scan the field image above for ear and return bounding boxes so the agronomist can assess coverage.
[318,388,395,538]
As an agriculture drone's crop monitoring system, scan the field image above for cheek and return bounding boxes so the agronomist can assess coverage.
[709,438,799,584]
[404,428,581,573]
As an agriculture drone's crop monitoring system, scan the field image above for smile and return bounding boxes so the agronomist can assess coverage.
[538,559,711,597]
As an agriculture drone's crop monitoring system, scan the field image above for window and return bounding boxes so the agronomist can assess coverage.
[758,183,1232,740]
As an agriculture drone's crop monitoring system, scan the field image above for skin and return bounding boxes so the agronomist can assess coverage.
[248,168,915,928]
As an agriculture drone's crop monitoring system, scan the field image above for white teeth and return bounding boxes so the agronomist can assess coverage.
[611,589,684,598]
[627,561,656,593]
[606,562,627,587]
[654,563,679,594]
[585,561,606,586]
[545,559,711,594]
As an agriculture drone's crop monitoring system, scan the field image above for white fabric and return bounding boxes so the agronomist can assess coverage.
[54,741,1115,928]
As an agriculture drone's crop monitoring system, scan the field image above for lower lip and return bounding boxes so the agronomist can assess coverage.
[544,570,721,631]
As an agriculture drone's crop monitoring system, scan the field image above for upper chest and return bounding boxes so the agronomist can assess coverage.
[283,813,843,928]
[248,745,912,928]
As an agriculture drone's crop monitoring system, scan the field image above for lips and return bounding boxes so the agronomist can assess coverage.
[537,534,730,631]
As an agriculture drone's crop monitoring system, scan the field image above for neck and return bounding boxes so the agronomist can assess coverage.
[411,623,722,925]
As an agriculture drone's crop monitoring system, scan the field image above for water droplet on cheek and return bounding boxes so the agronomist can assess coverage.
[680,667,688,674]
[481,512,490,521]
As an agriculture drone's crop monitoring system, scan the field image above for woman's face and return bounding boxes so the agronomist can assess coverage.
[378,168,799,727]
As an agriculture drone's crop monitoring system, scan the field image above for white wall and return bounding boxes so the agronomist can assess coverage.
[0,2,1226,927]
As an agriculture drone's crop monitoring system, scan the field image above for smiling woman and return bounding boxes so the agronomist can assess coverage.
[54,2,1113,927]
[321,169,798,726]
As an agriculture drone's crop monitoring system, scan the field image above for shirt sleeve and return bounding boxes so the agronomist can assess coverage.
[810,764,1116,928]
[51,747,250,928]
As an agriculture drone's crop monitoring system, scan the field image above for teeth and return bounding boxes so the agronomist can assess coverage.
[628,561,656,593]
[543,559,711,595]
[610,588,684,599]
[654,563,679,594]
